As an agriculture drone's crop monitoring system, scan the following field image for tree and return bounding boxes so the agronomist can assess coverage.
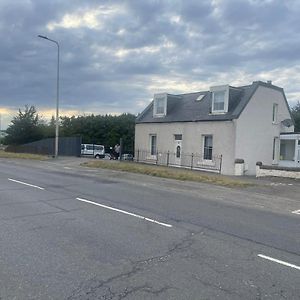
[291,101,300,132]
[59,113,136,152]
[4,105,43,145]
[40,115,55,138]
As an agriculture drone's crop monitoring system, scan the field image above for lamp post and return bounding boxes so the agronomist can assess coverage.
[38,35,60,158]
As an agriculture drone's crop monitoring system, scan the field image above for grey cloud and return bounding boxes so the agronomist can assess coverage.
[1,0,300,128]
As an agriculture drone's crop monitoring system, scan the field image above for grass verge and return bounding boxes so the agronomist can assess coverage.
[0,150,49,160]
[82,160,253,188]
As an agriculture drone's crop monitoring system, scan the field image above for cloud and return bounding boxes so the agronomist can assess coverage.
[47,4,122,31]
[0,0,300,129]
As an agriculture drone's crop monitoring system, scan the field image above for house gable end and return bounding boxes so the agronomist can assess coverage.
[235,82,294,125]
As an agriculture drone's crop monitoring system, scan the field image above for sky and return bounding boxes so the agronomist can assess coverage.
[1,0,300,129]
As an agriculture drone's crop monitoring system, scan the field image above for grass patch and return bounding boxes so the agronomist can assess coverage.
[82,160,252,188]
[0,150,49,160]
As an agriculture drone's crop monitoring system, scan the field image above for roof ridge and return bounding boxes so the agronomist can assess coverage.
[175,90,209,96]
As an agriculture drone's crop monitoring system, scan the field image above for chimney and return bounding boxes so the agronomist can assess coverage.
[267,80,272,85]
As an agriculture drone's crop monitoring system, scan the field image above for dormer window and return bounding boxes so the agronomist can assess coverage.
[156,98,165,114]
[210,85,229,114]
[213,91,225,111]
[153,93,167,117]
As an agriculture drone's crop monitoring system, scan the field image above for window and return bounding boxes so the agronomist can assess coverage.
[153,94,167,117]
[150,135,157,156]
[196,94,205,101]
[272,137,279,163]
[94,145,104,151]
[272,103,278,123]
[156,98,165,114]
[176,145,181,158]
[280,140,295,161]
[213,91,225,111]
[210,85,229,113]
[174,134,182,140]
[203,135,213,160]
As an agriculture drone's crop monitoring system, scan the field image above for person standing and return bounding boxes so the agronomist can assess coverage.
[114,144,120,159]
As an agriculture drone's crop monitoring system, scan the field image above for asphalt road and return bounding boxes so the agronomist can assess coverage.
[0,158,299,299]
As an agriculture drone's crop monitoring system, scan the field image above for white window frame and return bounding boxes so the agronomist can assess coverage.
[153,93,167,117]
[210,85,229,114]
[149,134,157,157]
[272,103,278,124]
[202,135,213,162]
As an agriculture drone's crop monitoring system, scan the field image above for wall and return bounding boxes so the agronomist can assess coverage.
[6,136,82,156]
[135,121,236,175]
[235,86,293,175]
[256,165,300,179]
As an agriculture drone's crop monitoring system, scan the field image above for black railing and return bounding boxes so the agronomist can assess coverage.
[134,149,222,173]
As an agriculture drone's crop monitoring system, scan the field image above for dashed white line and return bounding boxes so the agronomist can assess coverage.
[63,167,72,170]
[292,209,300,215]
[8,178,44,190]
[258,254,300,271]
[76,197,172,228]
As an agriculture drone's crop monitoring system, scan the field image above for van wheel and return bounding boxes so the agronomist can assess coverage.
[95,154,100,159]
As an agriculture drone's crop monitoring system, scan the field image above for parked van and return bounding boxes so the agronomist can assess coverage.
[81,144,105,159]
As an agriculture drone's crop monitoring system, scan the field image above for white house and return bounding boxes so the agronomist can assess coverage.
[135,81,296,175]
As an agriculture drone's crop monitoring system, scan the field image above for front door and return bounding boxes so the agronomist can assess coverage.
[174,137,182,166]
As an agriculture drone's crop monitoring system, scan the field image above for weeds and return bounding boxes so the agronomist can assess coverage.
[0,150,49,160]
[82,160,252,188]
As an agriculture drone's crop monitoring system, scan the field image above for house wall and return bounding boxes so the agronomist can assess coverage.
[135,121,236,175]
[235,85,293,175]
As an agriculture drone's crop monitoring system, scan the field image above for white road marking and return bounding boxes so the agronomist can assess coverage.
[63,167,72,170]
[76,197,172,228]
[8,178,44,190]
[258,254,300,271]
[292,209,300,215]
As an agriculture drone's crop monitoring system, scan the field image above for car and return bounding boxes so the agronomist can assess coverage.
[121,153,134,161]
[81,144,105,159]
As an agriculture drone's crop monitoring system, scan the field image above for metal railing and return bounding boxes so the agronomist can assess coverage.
[134,149,222,173]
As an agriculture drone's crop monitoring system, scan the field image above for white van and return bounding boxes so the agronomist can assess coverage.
[81,144,105,159]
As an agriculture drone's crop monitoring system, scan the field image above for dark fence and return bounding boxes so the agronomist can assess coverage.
[134,149,222,173]
[6,136,82,157]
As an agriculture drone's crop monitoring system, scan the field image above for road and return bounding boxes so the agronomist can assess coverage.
[0,157,299,299]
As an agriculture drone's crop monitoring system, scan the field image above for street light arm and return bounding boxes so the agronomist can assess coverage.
[38,35,59,47]
[38,35,48,39]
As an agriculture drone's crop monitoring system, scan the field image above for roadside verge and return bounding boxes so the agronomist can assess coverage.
[0,150,49,160]
[82,160,253,188]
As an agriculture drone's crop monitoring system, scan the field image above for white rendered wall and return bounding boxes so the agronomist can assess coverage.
[235,86,293,175]
[135,121,236,175]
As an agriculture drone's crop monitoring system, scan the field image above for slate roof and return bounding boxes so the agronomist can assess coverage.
[136,81,289,124]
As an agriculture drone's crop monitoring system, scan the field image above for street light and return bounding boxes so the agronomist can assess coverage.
[38,35,60,158]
